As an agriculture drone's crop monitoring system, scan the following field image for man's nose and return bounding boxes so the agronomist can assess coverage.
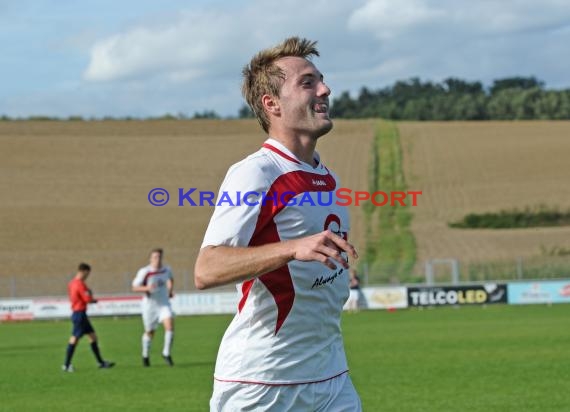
[318,81,331,97]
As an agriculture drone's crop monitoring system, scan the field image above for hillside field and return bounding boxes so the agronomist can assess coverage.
[398,121,570,279]
[2,120,570,294]
[0,120,373,296]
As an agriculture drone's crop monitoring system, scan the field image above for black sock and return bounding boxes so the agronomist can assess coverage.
[64,343,76,367]
[90,341,104,364]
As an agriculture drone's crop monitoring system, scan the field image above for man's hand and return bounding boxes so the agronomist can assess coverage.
[289,230,358,270]
[195,231,358,290]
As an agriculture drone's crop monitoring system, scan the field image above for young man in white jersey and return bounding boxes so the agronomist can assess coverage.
[132,248,175,367]
[195,37,362,411]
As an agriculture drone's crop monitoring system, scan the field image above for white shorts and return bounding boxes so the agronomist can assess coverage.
[349,289,359,302]
[142,304,173,332]
[210,372,361,412]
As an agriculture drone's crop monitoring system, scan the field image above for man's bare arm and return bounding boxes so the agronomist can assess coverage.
[194,230,358,290]
[132,285,153,293]
[167,278,174,298]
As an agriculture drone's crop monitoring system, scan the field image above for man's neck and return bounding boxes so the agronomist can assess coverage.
[269,132,318,167]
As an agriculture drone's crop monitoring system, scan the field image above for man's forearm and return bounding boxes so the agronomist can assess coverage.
[194,242,295,290]
[195,231,357,290]
[167,279,174,297]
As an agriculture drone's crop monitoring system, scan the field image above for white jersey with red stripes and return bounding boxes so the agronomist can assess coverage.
[132,265,173,306]
[201,138,351,385]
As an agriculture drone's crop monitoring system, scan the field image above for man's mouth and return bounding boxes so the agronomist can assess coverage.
[313,103,329,114]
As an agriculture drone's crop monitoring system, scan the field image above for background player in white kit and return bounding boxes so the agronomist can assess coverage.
[195,37,362,411]
[132,248,175,367]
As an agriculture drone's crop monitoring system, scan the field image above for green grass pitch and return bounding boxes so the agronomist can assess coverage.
[0,304,568,411]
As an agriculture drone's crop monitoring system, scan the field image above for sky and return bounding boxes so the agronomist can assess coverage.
[1,0,570,118]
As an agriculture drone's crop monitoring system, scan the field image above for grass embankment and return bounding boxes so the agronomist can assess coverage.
[362,121,417,283]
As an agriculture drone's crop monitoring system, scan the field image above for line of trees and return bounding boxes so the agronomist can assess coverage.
[449,206,570,229]
[3,76,569,121]
[0,110,222,122]
[328,76,570,120]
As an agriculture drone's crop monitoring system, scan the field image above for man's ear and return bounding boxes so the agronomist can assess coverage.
[261,94,280,115]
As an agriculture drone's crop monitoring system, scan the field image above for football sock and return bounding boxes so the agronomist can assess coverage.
[142,334,151,358]
[64,343,76,367]
[163,330,174,356]
[90,341,104,364]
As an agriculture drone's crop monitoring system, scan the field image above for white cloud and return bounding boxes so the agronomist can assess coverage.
[83,1,361,84]
[4,0,570,118]
[455,0,570,34]
[84,10,236,82]
[340,0,570,91]
[348,0,570,40]
[348,0,444,39]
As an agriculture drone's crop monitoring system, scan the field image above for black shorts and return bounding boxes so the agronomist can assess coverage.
[71,311,95,338]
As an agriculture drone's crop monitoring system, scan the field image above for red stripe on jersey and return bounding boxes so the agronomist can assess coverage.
[259,266,295,335]
[142,268,167,285]
[262,143,301,164]
[238,280,255,313]
[246,169,337,334]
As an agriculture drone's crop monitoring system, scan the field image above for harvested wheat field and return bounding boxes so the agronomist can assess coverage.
[399,121,570,271]
[0,120,374,297]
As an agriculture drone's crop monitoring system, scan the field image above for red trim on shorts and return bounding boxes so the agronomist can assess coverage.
[214,370,349,386]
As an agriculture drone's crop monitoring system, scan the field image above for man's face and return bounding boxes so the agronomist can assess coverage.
[150,252,162,268]
[274,57,332,138]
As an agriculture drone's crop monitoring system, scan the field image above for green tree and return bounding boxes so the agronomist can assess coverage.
[490,76,544,95]
[237,104,254,118]
[193,110,220,119]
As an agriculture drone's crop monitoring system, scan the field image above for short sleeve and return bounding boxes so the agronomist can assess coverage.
[132,268,147,287]
[201,156,270,248]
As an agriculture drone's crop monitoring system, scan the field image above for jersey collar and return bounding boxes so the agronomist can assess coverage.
[262,138,322,169]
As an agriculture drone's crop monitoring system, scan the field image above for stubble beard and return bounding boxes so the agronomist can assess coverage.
[311,112,333,139]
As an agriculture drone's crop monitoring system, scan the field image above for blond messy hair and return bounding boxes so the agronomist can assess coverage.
[242,36,319,133]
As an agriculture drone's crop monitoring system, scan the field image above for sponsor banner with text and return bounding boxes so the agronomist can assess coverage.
[0,299,34,321]
[1,293,239,321]
[359,287,408,309]
[408,284,507,307]
[33,296,145,319]
[33,298,69,319]
[172,292,238,315]
[90,296,143,316]
[508,281,570,305]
